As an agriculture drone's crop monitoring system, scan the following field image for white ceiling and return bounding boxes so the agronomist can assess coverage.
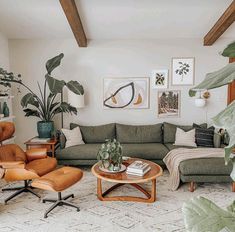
[0,0,72,39]
[0,0,234,40]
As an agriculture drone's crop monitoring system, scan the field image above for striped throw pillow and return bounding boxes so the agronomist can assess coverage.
[195,127,214,147]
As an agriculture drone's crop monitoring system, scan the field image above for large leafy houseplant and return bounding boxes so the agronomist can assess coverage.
[0,53,84,138]
[183,41,235,232]
[97,139,123,172]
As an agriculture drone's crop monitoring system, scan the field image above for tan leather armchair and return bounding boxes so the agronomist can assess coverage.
[0,122,57,204]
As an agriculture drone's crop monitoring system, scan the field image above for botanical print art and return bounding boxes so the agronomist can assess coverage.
[172,57,195,85]
[152,69,168,89]
[103,78,149,109]
[158,90,180,117]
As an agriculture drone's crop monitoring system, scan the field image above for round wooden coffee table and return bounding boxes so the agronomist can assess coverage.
[91,158,163,203]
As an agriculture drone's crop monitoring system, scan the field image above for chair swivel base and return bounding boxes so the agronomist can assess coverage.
[42,192,79,218]
[2,180,40,204]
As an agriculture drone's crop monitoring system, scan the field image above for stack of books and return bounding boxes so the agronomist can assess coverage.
[126,161,151,176]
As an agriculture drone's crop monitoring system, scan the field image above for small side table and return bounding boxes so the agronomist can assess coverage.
[24,137,59,158]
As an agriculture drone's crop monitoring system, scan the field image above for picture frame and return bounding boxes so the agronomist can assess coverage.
[157,90,181,118]
[171,57,195,86]
[151,69,168,89]
[103,77,149,109]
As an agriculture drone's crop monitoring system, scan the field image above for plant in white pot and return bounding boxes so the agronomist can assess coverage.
[97,139,123,172]
[0,53,84,138]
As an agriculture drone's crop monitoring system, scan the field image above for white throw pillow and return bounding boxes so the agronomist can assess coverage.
[61,127,85,148]
[174,128,197,147]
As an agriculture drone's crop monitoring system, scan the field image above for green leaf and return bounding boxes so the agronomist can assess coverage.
[66,80,84,95]
[49,102,60,112]
[23,108,41,118]
[51,102,77,116]
[46,53,64,75]
[222,41,235,58]
[46,74,66,94]
[183,196,235,232]
[212,100,235,169]
[227,200,235,213]
[189,63,235,97]
[21,93,39,108]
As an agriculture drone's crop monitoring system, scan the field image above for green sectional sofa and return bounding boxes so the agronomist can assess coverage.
[56,122,234,190]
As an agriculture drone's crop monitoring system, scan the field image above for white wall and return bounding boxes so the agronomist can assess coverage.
[0,32,9,69]
[9,38,231,146]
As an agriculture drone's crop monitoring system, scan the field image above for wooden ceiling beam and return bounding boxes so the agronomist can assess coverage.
[60,0,87,47]
[204,1,235,46]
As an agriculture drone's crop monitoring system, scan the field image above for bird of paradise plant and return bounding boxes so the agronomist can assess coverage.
[0,53,84,137]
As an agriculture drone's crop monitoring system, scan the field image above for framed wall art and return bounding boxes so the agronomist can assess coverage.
[103,78,149,109]
[171,57,195,86]
[158,90,180,118]
[151,69,168,89]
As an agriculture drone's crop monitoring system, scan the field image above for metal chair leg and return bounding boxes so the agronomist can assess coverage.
[4,188,25,204]
[42,192,80,218]
[2,186,24,191]
[26,188,41,198]
[44,201,61,218]
[63,193,74,200]
[62,201,80,211]
[3,180,41,204]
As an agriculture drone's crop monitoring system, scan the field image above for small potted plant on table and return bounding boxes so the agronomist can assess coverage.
[97,139,124,172]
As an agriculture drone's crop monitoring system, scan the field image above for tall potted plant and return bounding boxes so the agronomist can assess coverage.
[0,53,84,138]
[183,41,235,231]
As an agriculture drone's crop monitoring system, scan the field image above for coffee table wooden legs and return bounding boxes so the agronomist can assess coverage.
[97,178,157,203]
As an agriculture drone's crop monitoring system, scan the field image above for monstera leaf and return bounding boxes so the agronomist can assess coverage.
[21,93,39,108]
[189,63,235,97]
[46,53,64,75]
[45,74,66,94]
[222,41,235,58]
[183,196,235,232]
[212,100,235,167]
[66,80,84,95]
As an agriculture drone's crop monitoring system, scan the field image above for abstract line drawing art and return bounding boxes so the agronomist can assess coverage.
[103,78,149,109]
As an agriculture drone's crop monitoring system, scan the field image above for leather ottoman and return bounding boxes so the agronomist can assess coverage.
[32,166,83,218]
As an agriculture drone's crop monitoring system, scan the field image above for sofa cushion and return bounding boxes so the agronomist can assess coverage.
[70,123,115,143]
[163,122,207,144]
[195,127,214,147]
[164,143,195,151]
[116,123,163,143]
[122,143,168,160]
[179,158,233,175]
[56,144,101,160]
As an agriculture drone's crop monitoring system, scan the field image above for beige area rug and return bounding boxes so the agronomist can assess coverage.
[0,169,234,232]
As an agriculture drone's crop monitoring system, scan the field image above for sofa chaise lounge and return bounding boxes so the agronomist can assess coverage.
[56,122,234,191]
